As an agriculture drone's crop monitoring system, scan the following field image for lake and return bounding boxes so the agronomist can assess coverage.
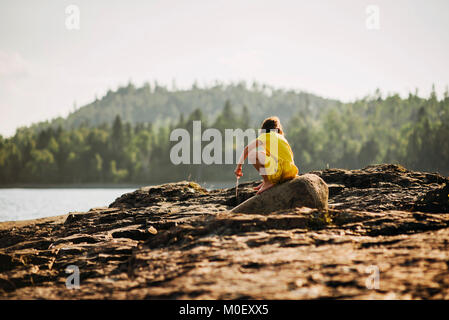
[0,188,135,222]
[0,182,235,223]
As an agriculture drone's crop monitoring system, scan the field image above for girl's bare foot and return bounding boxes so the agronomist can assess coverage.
[253,182,263,191]
[256,181,275,194]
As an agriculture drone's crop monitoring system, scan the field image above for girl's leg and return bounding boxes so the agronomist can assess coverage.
[253,182,263,191]
[256,180,275,194]
[248,149,275,194]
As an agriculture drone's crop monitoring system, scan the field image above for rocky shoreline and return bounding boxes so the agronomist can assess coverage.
[1,164,448,299]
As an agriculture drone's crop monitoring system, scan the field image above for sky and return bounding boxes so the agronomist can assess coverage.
[1,0,449,137]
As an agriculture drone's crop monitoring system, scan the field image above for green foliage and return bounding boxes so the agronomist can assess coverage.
[28,82,338,133]
[286,89,449,175]
[0,85,448,185]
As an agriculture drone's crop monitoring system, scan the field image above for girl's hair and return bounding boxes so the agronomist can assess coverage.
[261,116,284,135]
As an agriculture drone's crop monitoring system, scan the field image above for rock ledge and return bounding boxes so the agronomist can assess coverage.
[0,164,448,299]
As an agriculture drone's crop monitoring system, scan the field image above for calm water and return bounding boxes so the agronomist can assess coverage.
[0,188,134,222]
[0,182,236,223]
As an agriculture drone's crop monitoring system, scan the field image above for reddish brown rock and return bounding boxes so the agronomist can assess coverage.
[0,164,448,299]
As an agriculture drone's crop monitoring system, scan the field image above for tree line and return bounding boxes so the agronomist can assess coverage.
[0,88,448,185]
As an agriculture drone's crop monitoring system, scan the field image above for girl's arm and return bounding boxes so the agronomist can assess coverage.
[234,139,261,177]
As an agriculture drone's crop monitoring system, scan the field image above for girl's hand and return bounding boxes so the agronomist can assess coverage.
[234,166,243,178]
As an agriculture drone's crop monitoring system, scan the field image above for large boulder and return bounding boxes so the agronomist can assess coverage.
[231,174,329,214]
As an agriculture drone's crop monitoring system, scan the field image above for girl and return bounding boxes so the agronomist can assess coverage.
[234,116,299,194]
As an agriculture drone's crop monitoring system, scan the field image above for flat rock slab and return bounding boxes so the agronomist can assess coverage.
[231,174,329,214]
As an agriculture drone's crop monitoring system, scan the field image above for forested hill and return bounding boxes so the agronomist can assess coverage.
[1,84,448,185]
[30,82,340,132]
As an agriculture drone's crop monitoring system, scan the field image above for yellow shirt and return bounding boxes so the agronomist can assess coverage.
[256,131,299,183]
[257,131,294,162]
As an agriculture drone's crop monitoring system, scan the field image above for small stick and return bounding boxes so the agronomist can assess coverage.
[235,177,239,203]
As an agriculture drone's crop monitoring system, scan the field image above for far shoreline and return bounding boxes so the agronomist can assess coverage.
[0,180,238,190]
[0,183,146,189]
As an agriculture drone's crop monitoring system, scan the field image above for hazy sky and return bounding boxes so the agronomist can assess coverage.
[1,0,449,136]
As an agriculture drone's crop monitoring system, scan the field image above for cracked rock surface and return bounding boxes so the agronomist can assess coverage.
[0,164,448,299]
